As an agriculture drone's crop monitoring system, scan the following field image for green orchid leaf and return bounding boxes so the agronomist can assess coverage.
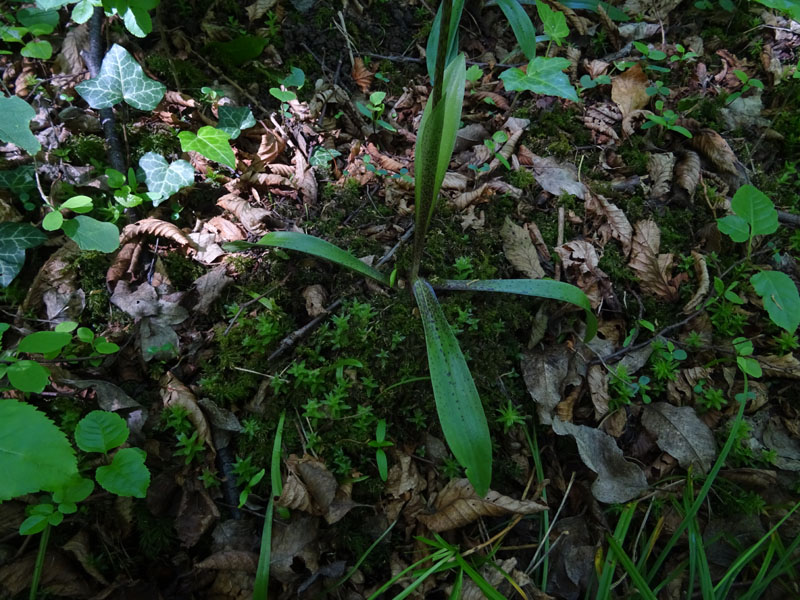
[224,231,390,286]
[75,410,130,453]
[0,399,78,501]
[139,152,195,204]
[751,270,800,333]
[495,0,537,59]
[217,105,256,139]
[7,360,51,393]
[413,279,492,496]
[61,216,120,253]
[178,126,236,169]
[18,331,72,354]
[95,447,150,498]
[500,56,579,102]
[536,1,570,45]
[0,95,41,154]
[425,0,466,82]
[75,44,166,111]
[437,279,597,341]
[0,222,47,287]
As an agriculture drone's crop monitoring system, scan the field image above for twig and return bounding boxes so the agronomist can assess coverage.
[267,299,343,362]
[526,472,575,575]
[376,224,414,268]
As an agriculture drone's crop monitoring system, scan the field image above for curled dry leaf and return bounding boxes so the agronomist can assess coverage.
[417,478,546,532]
[196,550,259,572]
[648,152,675,201]
[217,193,272,236]
[21,243,84,323]
[471,90,509,110]
[760,354,800,379]
[612,63,650,118]
[530,154,587,199]
[688,129,748,189]
[488,128,524,173]
[302,284,328,317]
[552,417,649,503]
[174,478,221,548]
[246,0,277,21]
[486,179,522,198]
[442,171,469,191]
[628,219,680,301]
[120,218,194,247]
[450,183,491,210]
[160,372,214,453]
[257,128,286,164]
[642,402,716,473]
[555,240,617,310]
[106,241,139,287]
[351,57,374,94]
[460,206,485,231]
[501,217,545,279]
[673,150,701,206]
[293,150,318,203]
[683,251,709,313]
[621,108,653,138]
[585,193,633,257]
[366,142,406,172]
[667,365,711,405]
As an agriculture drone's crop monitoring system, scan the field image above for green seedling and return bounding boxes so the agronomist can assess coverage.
[579,73,611,91]
[496,401,525,432]
[174,431,205,465]
[634,41,670,73]
[646,79,670,98]
[670,43,699,62]
[356,91,398,133]
[269,66,305,120]
[41,193,120,253]
[726,69,765,104]
[368,419,394,481]
[641,99,693,138]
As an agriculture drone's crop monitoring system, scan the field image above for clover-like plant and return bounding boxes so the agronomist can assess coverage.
[225,0,595,496]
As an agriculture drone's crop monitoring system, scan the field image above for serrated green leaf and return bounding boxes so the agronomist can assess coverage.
[751,270,800,333]
[224,231,390,286]
[95,447,150,498]
[18,330,72,354]
[536,1,570,45]
[0,222,47,287]
[0,399,77,501]
[495,0,538,59]
[0,95,41,154]
[437,279,597,341]
[75,410,129,453]
[729,185,778,238]
[413,279,492,496]
[178,126,236,169]
[21,40,52,59]
[61,216,120,252]
[52,474,94,505]
[75,44,166,110]
[500,56,579,102]
[717,215,749,242]
[217,106,256,139]
[139,152,195,204]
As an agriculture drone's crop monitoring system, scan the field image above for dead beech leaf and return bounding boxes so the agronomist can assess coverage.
[552,417,648,503]
[174,478,221,548]
[120,218,194,247]
[612,63,649,117]
[521,345,572,425]
[451,183,491,210]
[270,515,319,583]
[673,150,701,206]
[688,129,748,189]
[246,0,276,21]
[628,219,680,301]
[257,128,286,164]
[293,150,318,203]
[642,403,716,473]
[585,193,633,256]
[648,153,674,201]
[683,251,709,313]
[418,479,546,532]
[21,243,84,323]
[196,550,259,572]
[555,240,617,310]
[160,372,214,452]
[386,451,426,498]
[217,193,273,236]
[530,154,587,198]
[667,366,711,404]
[760,354,800,379]
[63,529,109,585]
[501,217,544,279]
[351,57,374,94]
[302,284,328,317]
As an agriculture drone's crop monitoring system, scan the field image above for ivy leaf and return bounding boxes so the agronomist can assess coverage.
[139,152,195,205]
[0,95,41,154]
[75,410,130,453]
[0,222,47,287]
[178,126,236,169]
[536,1,569,45]
[61,216,120,253]
[95,447,150,498]
[75,44,166,111]
[751,270,800,333]
[499,56,579,102]
[0,165,36,199]
[217,106,256,140]
[0,399,78,501]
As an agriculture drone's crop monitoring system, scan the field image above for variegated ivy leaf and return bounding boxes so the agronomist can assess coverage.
[75,44,166,111]
[178,126,236,169]
[217,105,256,140]
[0,95,41,155]
[139,152,195,205]
[0,222,47,287]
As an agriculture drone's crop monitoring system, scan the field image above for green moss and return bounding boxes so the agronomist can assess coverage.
[145,54,207,90]
[64,134,107,165]
[70,251,113,323]
[619,137,650,174]
[161,252,205,289]
[129,127,182,163]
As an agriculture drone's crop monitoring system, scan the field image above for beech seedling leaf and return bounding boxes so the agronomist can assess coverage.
[95,447,150,498]
[751,270,800,333]
[75,410,130,453]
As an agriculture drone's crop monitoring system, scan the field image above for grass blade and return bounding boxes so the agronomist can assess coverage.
[436,279,597,341]
[413,278,492,496]
[223,231,390,286]
[254,411,285,600]
[605,534,658,600]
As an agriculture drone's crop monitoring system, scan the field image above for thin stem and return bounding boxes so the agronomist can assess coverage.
[29,524,51,600]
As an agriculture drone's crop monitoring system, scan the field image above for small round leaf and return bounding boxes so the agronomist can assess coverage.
[75,410,129,453]
[95,447,150,498]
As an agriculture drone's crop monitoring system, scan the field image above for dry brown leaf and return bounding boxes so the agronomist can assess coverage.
[386,452,426,498]
[246,0,276,21]
[21,242,84,323]
[418,479,546,532]
[54,25,87,75]
[460,206,485,231]
[528,221,552,261]
[529,154,587,198]
[120,218,194,247]
[217,193,273,236]
[490,128,524,172]
[302,284,328,317]
[555,240,617,310]
[257,129,286,164]
[175,478,221,548]
[688,129,748,188]
[352,57,374,94]
[207,215,246,241]
[442,171,469,191]
[585,193,633,256]
[160,372,214,452]
[683,251,709,313]
[293,150,318,203]
[667,366,711,404]
[629,219,680,301]
[486,179,523,198]
[588,364,611,417]
[196,550,259,572]
[612,63,650,117]
[450,183,491,210]
[471,90,509,109]
[63,530,109,585]
[760,354,800,379]
[501,217,544,279]
[674,150,701,206]
[521,345,573,425]
[277,469,314,513]
[648,153,675,201]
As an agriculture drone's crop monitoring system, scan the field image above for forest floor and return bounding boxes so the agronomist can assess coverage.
[2,0,800,598]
